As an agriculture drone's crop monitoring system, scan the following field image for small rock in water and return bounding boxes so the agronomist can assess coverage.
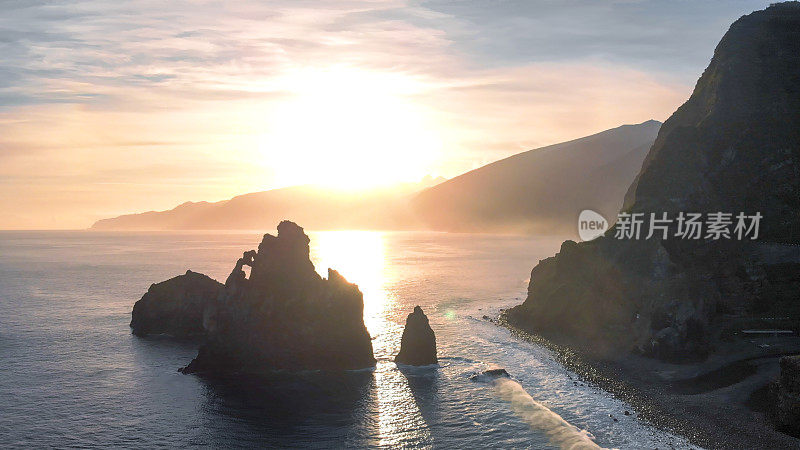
[470,368,511,381]
[395,306,438,366]
[130,270,224,337]
[484,368,510,377]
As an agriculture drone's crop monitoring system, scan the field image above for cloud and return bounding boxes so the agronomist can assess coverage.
[0,0,776,228]
[415,0,774,77]
[0,0,774,109]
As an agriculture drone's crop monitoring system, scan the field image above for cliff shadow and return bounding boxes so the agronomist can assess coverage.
[193,369,377,447]
[398,364,441,428]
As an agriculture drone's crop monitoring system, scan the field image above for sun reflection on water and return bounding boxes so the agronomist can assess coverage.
[309,230,392,342]
[309,231,432,447]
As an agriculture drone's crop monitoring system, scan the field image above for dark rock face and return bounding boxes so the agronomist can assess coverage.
[130,270,224,337]
[395,306,437,366]
[507,3,800,362]
[622,3,800,241]
[769,355,800,437]
[182,221,376,374]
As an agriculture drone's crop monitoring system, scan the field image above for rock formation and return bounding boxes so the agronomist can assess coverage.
[395,306,437,366]
[130,270,224,337]
[507,3,800,362]
[181,220,376,374]
[769,355,800,437]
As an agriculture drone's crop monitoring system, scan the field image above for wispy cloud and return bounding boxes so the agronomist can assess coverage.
[0,0,774,228]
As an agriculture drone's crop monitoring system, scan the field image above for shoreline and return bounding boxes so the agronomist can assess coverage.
[496,311,800,449]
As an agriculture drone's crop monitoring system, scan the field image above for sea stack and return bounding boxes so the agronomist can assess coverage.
[130,270,224,337]
[506,2,800,362]
[395,306,438,366]
[181,220,376,374]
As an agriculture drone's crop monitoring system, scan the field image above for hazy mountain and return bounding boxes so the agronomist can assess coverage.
[92,121,661,232]
[91,180,442,231]
[411,120,661,234]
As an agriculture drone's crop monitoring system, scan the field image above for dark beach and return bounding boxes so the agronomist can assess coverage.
[498,313,800,449]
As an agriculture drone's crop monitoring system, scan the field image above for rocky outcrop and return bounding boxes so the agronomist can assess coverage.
[395,306,437,366]
[470,368,510,381]
[769,355,800,437]
[130,270,224,337]
[507,3,800,362]
[181,221,376,374]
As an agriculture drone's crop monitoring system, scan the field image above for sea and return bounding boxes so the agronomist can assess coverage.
[0,230,698,449]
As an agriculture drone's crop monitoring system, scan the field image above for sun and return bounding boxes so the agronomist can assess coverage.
[258,66,442,190]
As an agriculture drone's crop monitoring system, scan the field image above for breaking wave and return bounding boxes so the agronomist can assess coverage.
[492,377,604,450]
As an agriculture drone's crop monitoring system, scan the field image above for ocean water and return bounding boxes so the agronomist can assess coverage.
[0,230,697,449]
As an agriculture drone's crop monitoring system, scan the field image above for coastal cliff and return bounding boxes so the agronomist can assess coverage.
[181,221,376,374]
[507,2,800,362]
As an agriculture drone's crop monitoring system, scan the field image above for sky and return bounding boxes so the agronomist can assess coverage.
[0,0,775,229]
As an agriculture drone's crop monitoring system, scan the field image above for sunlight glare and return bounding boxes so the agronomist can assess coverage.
[309,230,393,341]
[258,66,442,189]
[310,230,432,447]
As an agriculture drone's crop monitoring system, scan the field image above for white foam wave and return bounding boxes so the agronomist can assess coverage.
[493,377,605,450]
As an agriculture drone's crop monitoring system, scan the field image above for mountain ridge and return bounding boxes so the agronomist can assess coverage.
[411,119,661,233]
[92,120,661,233]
